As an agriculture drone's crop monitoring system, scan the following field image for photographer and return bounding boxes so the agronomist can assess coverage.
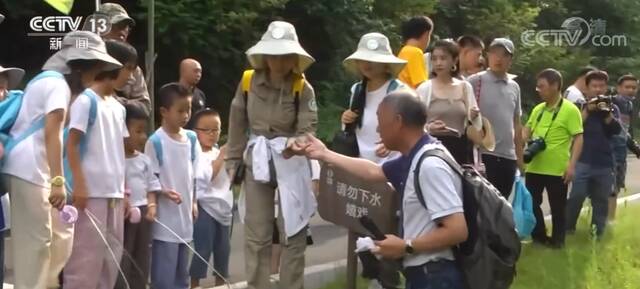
[566,70,622,238]
[523,69,583,249]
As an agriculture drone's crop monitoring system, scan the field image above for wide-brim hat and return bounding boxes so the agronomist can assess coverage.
[42,31,122,74]
[246,21,315,74]
[343,33,407,77]
[100,3,135,26]
[0,66,25,89]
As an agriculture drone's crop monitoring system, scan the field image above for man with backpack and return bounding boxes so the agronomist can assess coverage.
[296,91,520,289]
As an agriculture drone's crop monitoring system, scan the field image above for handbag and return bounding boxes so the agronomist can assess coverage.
[331,80,368,157]
[512,177,536,239]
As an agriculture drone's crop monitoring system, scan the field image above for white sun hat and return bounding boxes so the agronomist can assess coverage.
[246,21,315,74]
[0,66,25,89]
[42,31,122,74]
[343,32,407,77]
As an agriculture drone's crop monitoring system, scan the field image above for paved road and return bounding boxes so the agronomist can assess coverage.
[3,157,639,288]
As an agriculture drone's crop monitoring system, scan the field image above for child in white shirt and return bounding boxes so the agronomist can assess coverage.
[64,40,137,289]
[189,109,233,288]
[146,83,200,289]
[114,104,162,289]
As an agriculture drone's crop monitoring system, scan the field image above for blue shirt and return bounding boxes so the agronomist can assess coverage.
[382,134,435,195]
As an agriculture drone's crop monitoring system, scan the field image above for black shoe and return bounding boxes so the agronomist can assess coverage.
[532,236,551,246]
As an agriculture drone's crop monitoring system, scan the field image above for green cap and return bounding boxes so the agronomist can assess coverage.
[99,3,135,26]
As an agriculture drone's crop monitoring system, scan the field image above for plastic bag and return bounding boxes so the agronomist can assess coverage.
[512,177,536,239]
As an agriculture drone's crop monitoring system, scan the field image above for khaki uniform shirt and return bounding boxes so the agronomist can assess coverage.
[226,70,318,168]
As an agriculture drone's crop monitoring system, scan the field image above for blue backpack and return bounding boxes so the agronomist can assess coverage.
[148,130,198,167]
[63,89,99,194]
[0,71,65,165]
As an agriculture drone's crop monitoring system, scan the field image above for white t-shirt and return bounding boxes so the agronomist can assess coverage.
[125,152,162,207]
[350,80,403,164]
[145,128,201,243]
[2,77,70,187]
[196,148,233,226]
[69,89,128,198]
[565,85,585,104]
[402,143,463,267]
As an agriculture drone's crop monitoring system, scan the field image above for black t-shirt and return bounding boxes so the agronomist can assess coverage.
[186,87,207,129]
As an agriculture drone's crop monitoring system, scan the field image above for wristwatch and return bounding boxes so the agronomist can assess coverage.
[50,176,65,188]
[405,239,415,255]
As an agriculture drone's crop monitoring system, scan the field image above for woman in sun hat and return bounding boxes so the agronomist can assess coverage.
[1,30,121,289]
[416,39,494,169]
[341,32,408,166]
[225,21,318,289]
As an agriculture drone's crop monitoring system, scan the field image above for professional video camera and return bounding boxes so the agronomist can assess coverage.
[587,95,614,113]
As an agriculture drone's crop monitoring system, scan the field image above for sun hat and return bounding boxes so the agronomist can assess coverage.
[343,33,407,77]
[42,31,122,74]
[0,66,25,89]
[467,117,496,152]
[100,3,135,26]
[246,21,315,74]
[489,38,515,55]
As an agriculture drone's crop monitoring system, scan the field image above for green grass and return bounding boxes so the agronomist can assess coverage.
[321,202,640,289]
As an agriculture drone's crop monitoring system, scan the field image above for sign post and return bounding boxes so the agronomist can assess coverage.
[318,162,398,289]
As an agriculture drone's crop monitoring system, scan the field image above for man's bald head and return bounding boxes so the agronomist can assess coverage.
[179,58,202,87]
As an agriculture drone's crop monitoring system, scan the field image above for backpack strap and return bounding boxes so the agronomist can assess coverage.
[291,73,304,130]
[387,78,400,93]
[413,148,463,210]
[241,69,304,130]
[149,133,164,167]
[2,71,65,155]
[186,130,197,163]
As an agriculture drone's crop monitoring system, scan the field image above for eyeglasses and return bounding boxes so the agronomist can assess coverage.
[194,128,220,134]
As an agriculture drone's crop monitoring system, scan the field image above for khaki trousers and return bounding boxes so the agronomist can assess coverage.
[243,166,307,289]
[4,175,74,289]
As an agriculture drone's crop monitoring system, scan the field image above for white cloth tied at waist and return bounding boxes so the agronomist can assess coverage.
[239,135,317,238]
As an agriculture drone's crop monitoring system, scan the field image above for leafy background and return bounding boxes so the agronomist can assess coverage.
[1,0,639,140]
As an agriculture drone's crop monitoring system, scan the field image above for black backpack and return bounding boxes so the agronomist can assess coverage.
[413,149,521,289]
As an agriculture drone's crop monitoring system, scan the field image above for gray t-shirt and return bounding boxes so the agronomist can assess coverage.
[402,143,464,267]
[468,71,522,160]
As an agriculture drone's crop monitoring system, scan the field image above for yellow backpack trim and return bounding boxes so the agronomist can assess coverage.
[241,69,305,96]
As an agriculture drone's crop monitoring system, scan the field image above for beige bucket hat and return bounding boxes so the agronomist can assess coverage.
[0,66,25,89]
[467,117,496,151]
[343,32,407,77]
[42,31,122,74]
[246,21,315,74]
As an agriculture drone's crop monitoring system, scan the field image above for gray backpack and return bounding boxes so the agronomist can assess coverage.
[414,149,521,289]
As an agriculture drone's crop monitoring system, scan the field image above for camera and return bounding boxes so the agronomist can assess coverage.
[587,95,613,113]
[627,137,640,159]
[524,138,546,163]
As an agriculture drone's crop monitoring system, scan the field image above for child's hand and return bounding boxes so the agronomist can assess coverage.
[146,204,157,221]
[163,189,182,204]
[49,186,66,210]
[192,203,198,220]
[72,182,89,210]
